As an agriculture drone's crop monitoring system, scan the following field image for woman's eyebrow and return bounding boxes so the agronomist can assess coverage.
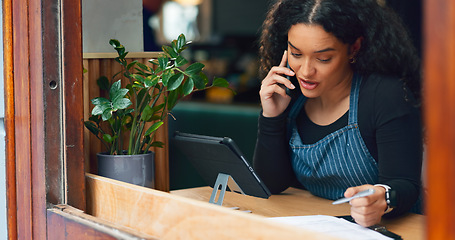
[288,41,335,53]
[314,48,336,53]
[288,41,300,50]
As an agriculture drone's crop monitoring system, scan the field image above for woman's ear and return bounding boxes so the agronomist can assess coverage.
[349,37,363,56]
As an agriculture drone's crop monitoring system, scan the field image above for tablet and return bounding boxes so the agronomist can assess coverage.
[172,131,271,199]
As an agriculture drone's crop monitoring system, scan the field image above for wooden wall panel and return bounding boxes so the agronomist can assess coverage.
[83,52,170,191]
[424,0,455,239]
[3,0,17,239]
[12,0,34,238]
[29,0,47,239]
[62,0,86,211]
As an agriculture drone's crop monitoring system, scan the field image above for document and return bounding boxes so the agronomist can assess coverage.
[268,215,392,240]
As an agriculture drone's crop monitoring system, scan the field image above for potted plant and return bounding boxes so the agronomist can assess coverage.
[84,34,230,188]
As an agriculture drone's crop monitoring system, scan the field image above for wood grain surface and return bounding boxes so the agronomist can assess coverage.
[86,173,340,240]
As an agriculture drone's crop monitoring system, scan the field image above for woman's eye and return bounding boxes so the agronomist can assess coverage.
[317,58,332,62]
[291,52,302,57]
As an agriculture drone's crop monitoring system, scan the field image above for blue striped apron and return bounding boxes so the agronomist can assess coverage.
[288,74,378,200]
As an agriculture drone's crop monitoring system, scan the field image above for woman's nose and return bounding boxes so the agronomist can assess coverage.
[300,59,315,78]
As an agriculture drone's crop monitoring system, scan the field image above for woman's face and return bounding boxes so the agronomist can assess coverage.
[287,23,354,99]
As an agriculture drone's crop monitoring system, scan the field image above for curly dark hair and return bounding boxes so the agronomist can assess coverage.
[259,0,421,102]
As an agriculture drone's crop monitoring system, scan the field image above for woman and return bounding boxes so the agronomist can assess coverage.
[253,0,423,227]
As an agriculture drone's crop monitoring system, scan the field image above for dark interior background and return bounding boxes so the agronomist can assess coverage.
[142,0,423,190]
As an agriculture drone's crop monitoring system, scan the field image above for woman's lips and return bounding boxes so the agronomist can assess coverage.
[300,79,318,90]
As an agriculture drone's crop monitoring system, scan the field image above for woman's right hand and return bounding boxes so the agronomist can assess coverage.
[259,50,296,117]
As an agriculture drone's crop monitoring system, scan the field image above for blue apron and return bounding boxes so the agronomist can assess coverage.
[288,74,378,200]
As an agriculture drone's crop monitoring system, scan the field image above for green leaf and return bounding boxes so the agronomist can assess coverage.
[127,60,138,71]
[134,68,145,76]
[144,75,159,88]
[125,83,133,93]
[89,115,101,124]
[141,105,154,122]
[179,46,188,52]
[131,74,146,83]
[149,115,161,122]
[84,121,99,136]
[132,83,144,89]
[162,45,178,58]
[143,135,151,145]
[212,77,230,88]
[114,47,126,60]
[138,90,151,113]
[171,40,178,52]
[136,88,147,107]
[182,78,194,96]
[109,80,122,99]
[91,105,104,116]
[190,73,206,90]
[91,97,109,106]
[152,103,165,112]
[109,39,121,48]
[149,59,159,66]
[185,62,204,75]
[119,51,128,59]
[101,108,113,121]
[167,73,184,91]
[158,56,169,70]
[175,56,188,67]
[144,121,164,136]
[177,34,186,51]
[136,62,151,72]
[111,88,129,104]
[151,141,165,148]
[112,98,132,110]
[167,90,179,111]
[161,70,173,86]
[124,108,134,115]
[201,72,209,84]
[154,66,163,74]
[103,134,114,143]
[96,76,110,91]
[91,102,111,116]
[123,113,134,129]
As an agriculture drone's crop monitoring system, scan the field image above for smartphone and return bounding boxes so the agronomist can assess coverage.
[276,62,294,96]
[277,83,292,96]
[284,62,293,96]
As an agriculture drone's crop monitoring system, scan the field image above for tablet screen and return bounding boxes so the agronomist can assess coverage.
[172,131,271,199]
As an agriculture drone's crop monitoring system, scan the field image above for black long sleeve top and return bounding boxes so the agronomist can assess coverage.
[253,74,423,217]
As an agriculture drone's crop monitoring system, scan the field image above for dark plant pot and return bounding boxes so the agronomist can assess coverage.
[97,151,155,188]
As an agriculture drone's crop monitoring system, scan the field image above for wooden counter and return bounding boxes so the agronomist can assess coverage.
[172,187,425,240]
[86,174,342,239]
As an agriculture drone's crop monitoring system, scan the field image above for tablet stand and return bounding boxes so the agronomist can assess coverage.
[209,173,245,206]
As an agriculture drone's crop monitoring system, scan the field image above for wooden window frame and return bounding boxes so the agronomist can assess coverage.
[4,0,84,238]
[423,1,455,239]
[3,0,455,239]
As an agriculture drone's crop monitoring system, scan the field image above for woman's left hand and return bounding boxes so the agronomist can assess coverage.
[344,184,388,227]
